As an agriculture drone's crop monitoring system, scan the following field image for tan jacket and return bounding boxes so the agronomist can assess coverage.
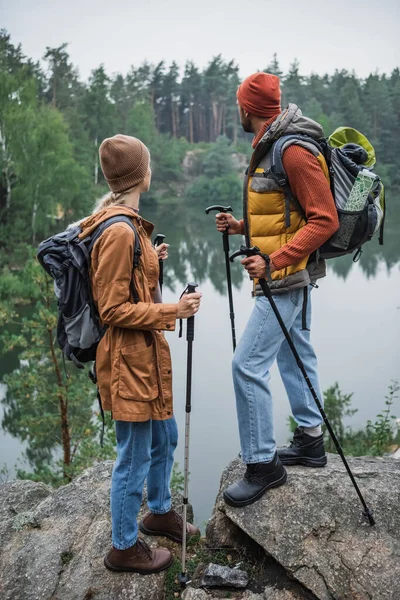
[79,205,178,421]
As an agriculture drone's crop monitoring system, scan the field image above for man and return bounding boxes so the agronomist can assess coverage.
[216,72,339,507]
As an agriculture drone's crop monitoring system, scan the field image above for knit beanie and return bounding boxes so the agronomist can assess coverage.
[99,134,150,193]
[237,72,281,119]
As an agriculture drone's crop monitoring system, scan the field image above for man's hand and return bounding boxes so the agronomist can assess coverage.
[215,213,244,235]
[155,242,169,261]
[241,255,276,279]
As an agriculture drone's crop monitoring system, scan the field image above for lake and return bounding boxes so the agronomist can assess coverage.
[1,198,399,529]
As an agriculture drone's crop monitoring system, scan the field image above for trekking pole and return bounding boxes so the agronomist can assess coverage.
[154,233,166,293]
[205,205,236,351]
[179,282,199,586]
[230,244,375,527]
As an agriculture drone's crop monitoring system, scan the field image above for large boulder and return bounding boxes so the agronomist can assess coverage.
[0,461,192,600]
[207,454,400,600]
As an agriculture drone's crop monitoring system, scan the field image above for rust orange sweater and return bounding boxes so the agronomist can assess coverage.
[246,120,339,271]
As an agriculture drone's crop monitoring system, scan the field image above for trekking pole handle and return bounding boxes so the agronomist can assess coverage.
[230,245,272,282]
[230,244,265,261]
[186,282,198,342]
[154,233,166,247]
[205,205,233,214]
[205,206,233,252]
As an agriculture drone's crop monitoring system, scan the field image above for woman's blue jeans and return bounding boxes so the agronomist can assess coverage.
[110,416,178,550]
[232,286,323,464]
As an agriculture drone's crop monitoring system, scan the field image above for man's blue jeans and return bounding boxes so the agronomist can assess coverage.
[111,417,178,550]
[232,286,323,464]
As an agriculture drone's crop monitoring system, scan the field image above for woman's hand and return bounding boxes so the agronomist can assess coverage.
[177,292,202,319]
[155,242,169,261]
[215,213,244,235]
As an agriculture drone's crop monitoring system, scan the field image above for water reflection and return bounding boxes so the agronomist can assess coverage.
[146,200,245,294]
[143,198,400,289]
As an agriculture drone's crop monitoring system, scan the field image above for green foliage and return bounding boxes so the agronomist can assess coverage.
[170,461,185,493]
[185,137,242,204]
[322,383,357,453]
[186,173,241,205]
[0,463,10,483]
[202,136,235,177]
[164,558,183,600]
[365,381,400,455]
[0,258,115,485]
[288,382,399,457]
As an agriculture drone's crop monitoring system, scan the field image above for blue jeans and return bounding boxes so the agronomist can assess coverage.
[111,417,178,550]
[232,287,323,464]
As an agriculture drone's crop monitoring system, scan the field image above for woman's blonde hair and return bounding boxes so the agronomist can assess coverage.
[92,188,136,214]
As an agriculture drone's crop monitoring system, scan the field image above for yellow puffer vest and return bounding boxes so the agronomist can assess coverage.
[243,104,329,295]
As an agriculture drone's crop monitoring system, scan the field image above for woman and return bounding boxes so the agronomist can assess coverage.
[79,134,201,575]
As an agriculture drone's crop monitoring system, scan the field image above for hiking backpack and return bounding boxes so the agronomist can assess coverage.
[37,215,141,368]
[270,126,386,261]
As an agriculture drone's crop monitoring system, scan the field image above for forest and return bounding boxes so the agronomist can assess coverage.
[1,29,400,252]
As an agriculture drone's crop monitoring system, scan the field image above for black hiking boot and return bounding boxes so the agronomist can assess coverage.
[223,453,287,508]
[278,427,327,468]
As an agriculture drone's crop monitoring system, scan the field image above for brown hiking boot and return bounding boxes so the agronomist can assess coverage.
[104,538,173,575]
[139,509,200,543]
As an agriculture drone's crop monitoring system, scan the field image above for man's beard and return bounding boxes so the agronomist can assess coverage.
[240,117,253,133]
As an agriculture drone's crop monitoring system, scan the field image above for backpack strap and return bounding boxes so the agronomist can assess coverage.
[87,215,142,303]
[270,134,324,228]
[379,185,385,246]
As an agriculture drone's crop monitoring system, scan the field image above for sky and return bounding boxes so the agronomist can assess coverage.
[0,0,399,82]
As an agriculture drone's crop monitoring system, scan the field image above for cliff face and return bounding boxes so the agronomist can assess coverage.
[0,461,191,600]
[206,454,400,600]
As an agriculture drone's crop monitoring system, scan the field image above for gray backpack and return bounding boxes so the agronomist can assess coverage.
[270,127,385,261]
[37,215,141,368]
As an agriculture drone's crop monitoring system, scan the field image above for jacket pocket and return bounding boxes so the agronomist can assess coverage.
[118,342,159,401]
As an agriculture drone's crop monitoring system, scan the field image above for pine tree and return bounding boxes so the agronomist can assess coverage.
[265,53,283,78]
[282,59,306,106]
[83,66,116,184]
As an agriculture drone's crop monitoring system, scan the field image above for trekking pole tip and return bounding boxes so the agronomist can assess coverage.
[363,508,375,526]
[178,572,190,587]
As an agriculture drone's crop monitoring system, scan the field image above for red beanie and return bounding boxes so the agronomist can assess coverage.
[237,72,281,118]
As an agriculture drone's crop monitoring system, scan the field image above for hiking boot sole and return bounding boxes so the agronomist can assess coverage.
[104,553,173,575]
[138,522,200,544]
[223,470,287,508]
[279,455,327,468]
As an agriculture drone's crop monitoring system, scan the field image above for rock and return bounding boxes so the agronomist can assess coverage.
[182,589,211,600]
[392,448,400,459]
[209,454,400,600]
[182,587,303,600]
[206,505,241,547]
[262,588,304,600]
[181,150,205,176]
[243,592,264,600]
[0,479,52,547]
[0,461,193,600]
[231,152,249,172]
[201,562,249,588]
